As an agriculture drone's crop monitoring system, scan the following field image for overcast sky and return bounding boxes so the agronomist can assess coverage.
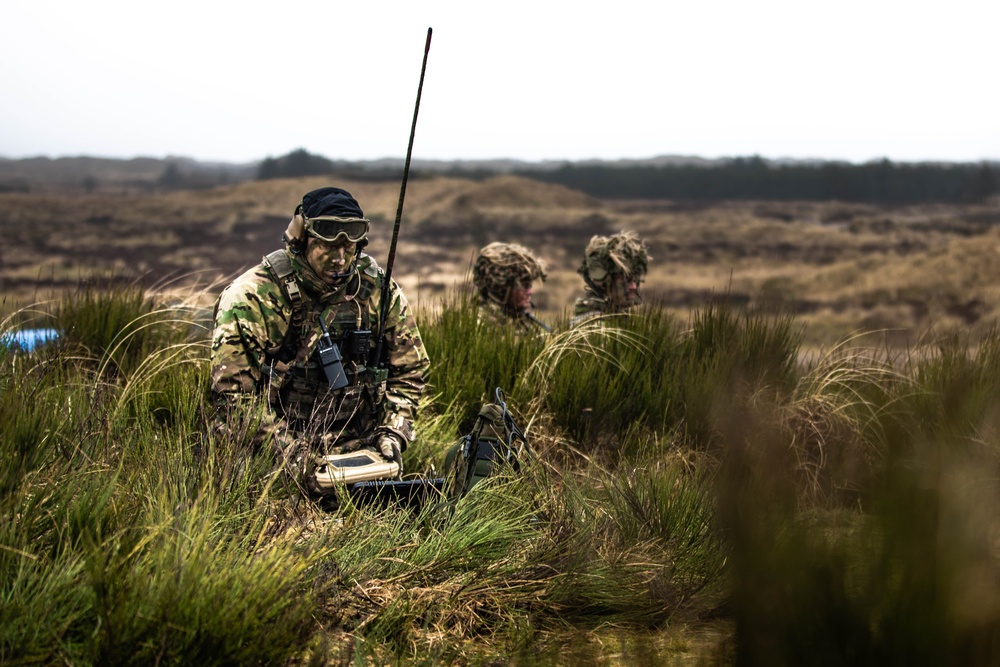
[2,0,997,165]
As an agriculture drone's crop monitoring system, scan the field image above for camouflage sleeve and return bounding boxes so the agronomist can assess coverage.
[476,300,507,328]
[374,278,430,446]
[209,266,291,447]
[210,267,289,394]
[569,295,608,329]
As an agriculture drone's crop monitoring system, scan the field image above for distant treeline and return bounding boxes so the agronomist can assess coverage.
[255,150,1000,204]
[3,150,998,203]
[512,157,1000,204]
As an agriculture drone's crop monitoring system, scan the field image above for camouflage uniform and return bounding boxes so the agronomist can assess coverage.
[472,242,549,334]
[570,231,650,328]
[210,187,429,489]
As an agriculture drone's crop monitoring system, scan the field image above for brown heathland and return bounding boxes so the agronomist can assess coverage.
[2,174,999,345]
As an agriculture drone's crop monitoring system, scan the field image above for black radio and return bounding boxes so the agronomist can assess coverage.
[316,316,349,389]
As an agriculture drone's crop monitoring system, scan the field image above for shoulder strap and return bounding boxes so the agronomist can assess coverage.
[263,250,301,303]
[263,250,306,362]
[356,255,378,304]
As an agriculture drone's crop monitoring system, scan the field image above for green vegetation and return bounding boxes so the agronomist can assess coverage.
[3,283,1000,664]
[256,148,338,181]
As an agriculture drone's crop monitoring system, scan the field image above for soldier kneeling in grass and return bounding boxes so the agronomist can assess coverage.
[210,186,430,498]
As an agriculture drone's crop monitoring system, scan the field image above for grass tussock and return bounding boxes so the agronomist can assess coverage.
[5,281,1000,663]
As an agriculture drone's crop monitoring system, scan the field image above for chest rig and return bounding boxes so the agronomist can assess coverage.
[261,250,384,438]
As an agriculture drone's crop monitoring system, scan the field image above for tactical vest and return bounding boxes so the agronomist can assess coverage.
[261,250,384,440]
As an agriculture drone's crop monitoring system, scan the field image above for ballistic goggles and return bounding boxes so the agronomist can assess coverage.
[303,215,370,243]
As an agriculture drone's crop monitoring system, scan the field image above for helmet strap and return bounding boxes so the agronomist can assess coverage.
[582,274,606,299]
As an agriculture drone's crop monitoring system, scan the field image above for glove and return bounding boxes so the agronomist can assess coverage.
[376,433,404,477]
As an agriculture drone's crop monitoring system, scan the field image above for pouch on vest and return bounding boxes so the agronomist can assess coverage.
[445,387,529,499]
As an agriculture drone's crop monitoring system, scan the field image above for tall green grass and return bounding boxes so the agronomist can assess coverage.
[531,300,800,450]
[6,281,1000,663]
[420,289,546,432]
[717,331,1000,665]
[420,290,801,453]
[0,285,338,665]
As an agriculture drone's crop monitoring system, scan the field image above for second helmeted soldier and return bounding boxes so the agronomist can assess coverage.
[472,242,549,334]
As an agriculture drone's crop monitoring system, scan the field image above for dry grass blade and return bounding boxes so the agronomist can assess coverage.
[518,318,649,395]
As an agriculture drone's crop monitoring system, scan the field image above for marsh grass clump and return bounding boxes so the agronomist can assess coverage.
[773,341,908,505]
[534,308,676,445]
[679,299,801,449]
[0,285,339,665]
[54,278,185,378]
[901,326,1000,447]
[544,439,727,626]
[530,298,801,456]
[722,430,1000,665]
[420,289,546,432]
[309,454,725,664]
[717,328,1000,665]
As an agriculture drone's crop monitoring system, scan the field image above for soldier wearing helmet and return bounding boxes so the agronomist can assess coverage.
[210,186,429,496]
[472,242,550,333]
[570,231,650,327]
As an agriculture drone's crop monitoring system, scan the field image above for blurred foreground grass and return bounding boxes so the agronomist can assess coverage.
[3,281,1000,664]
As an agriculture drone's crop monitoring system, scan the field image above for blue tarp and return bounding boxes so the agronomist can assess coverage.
[1,328,60,352]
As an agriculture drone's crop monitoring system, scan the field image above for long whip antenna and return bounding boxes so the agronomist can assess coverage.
[372,27,432,368]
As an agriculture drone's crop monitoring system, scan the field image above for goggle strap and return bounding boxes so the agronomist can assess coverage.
[306,215,370,224]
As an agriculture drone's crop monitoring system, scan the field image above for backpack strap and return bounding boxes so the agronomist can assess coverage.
[447,391,531,499]
[262,249,306,363]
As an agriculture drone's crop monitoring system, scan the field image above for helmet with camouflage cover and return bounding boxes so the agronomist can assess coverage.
[578,231,650,285]
[473,242,547,302]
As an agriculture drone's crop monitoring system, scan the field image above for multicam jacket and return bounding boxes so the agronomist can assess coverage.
[211,248,429,452]
[569,290,617,328]
[477,298,549,335]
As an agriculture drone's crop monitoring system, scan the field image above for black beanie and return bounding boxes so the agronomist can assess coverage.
[300,187,365,219]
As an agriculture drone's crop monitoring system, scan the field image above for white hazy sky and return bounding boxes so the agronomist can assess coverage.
[2,0,997,165]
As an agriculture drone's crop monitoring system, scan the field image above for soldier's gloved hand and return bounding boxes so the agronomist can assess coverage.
[375,433,404,477]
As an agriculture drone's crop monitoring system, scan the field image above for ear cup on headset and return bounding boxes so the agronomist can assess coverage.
[283,204,307,252]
